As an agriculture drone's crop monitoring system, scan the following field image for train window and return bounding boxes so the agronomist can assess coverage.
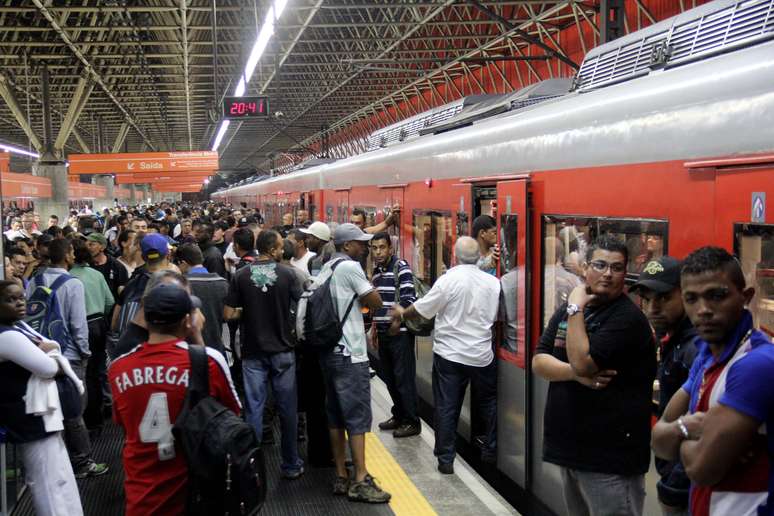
[542,215,668,328]
[352,206,377,228]
[735,224,774,336]
[412,210,452,286]
[325,204,334,223]
[500,215,519,354]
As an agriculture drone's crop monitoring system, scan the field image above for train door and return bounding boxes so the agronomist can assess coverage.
[335,188,350,225]
[494,179,529,485]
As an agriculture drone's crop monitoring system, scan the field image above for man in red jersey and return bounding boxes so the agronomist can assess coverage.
[109,283,240,516]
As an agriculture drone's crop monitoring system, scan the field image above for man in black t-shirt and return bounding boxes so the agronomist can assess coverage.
[86,233,129,299]
[224,229,304,480]
[193,220,226,278]
[533,234,656,516]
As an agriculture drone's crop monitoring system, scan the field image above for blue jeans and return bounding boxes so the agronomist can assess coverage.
[560,467,645,516]
[432,353,497,465]
[242,351,303,474]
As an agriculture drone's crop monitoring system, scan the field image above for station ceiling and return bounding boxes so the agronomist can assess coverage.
[0,1,700,188]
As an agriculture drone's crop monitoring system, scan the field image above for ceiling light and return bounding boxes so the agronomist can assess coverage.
[0,143,40,158]
[212,120,231,151]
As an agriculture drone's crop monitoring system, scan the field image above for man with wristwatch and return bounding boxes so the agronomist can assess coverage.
[651,247,770,516]
[533,234,656,516]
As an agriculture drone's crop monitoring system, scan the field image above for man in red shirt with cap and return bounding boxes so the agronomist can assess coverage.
[109,283,240,516]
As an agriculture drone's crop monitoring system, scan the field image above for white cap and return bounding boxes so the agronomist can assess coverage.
[299,221,331,242]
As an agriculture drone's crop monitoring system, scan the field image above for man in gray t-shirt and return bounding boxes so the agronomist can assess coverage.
[316,224,390,504]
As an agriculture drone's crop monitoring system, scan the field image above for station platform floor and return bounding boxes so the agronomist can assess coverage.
[10,376,518,516]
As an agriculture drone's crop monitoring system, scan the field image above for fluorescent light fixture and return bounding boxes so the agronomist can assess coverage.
[234,78,246,97]
[212,120,231,151]
[213,0,287,151]
[0,143,40,158]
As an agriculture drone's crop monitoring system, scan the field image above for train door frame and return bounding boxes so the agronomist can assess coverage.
[378,183,405,260]
[458,174,532,479]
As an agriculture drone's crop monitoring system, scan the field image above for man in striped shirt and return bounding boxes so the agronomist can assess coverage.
[370,232,420,438]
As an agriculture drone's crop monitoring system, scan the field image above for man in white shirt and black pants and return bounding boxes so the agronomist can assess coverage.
[392,236,501,474]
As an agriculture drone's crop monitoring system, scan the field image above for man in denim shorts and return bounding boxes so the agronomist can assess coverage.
[316,223,390,503]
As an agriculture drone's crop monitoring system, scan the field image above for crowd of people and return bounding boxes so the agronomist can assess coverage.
[0,202,772,516]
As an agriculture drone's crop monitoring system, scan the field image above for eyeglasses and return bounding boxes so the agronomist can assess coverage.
[589,260,626,274]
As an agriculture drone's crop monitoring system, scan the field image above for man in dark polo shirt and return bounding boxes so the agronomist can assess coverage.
[630,256,698,515]
[533,234,656,516]
[224,229,304,480]
[86,232,129,299]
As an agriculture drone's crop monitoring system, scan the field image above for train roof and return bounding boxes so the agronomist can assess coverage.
[214,0,774,199]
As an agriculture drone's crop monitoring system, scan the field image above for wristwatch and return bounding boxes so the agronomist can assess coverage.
[566,303,581,317]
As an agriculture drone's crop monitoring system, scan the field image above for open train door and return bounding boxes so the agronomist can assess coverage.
[377,182,405,259]
[494,177,529,485]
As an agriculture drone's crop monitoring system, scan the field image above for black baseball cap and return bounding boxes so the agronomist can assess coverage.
[238,216,257,227]
[630,256,682,294]
[143,283,202,325]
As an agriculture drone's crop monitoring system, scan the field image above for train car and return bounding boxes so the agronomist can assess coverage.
[213,1,774,514]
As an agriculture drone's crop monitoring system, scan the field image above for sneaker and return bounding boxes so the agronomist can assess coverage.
[437,462,454,475]
[393,423,421,438]
[75,462,109,479]
[282,466,305,480]
[377,417,400,431]
[347,474,391,503]
[332,475,350,495]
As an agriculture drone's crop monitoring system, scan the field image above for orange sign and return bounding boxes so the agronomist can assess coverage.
[114,170,212,184]
[68,182,106,199]
[68,151,219,174]
[0,152,9,174]
[1,172,51,198]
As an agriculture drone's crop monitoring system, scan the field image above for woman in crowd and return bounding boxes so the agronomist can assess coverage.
[0,280,83,516]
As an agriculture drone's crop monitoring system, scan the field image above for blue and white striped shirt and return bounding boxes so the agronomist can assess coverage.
[372,256,417,333]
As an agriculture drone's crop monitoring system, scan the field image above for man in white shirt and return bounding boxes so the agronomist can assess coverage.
[392,236,501,474]
[287,229,316,275]
[17,212,42,240]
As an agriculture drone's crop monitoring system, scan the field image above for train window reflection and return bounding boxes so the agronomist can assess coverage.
[352,206,377,228]
[542,215,668,328]
[500,215,519,354]
[412,210,452,286]
[735,224,774,337]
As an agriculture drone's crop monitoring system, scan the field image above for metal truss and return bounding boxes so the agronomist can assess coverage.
[0,0,704,182]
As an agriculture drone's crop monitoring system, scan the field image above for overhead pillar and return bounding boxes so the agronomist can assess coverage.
[33,160,69,223]
[140,184,150,204]
[127,184,136,206]
[33,65,68,222]
[92,174,115,210]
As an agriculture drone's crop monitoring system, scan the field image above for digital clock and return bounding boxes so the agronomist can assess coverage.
[222,96,270,119]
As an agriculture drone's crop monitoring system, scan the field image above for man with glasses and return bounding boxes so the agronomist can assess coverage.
[533,234,656,516]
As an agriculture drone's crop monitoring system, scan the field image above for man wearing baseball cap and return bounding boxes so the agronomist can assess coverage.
[86,232,129,299]
[300,221,333,277]
[631,256,698,515]
[109,283,240,516]
[315,223,390,503]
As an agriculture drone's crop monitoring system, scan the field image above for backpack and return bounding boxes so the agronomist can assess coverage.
[173,345,266,516]
[114,269,152,337]
[25,274,75,353]
[392,259,434,336]
[297,258,357,350]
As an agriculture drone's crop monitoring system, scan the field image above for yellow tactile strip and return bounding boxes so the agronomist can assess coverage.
[365,432,438,516]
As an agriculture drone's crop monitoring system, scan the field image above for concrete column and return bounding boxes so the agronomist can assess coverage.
[33,159,69,223]
[127,184,136,206]
[140,184,150,204]
[92,174,115,211]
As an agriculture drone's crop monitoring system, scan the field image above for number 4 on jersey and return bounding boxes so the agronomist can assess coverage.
[139,393,176,461]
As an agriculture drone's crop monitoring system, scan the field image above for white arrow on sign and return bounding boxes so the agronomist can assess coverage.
[127,162,135,170]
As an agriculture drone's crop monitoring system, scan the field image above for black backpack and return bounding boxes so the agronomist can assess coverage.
[301,258,357,351]
[173,345,267,516]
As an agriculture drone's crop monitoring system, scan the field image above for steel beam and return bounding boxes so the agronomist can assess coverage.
[54,74,95,152]
[0,74,42,152]
[30,0,156,151]
[112,123,130,154]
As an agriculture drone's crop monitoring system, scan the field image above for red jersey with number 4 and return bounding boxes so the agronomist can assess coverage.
[109,340,241,516]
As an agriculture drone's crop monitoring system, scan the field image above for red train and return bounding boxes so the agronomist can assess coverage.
[213,1,774,513]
